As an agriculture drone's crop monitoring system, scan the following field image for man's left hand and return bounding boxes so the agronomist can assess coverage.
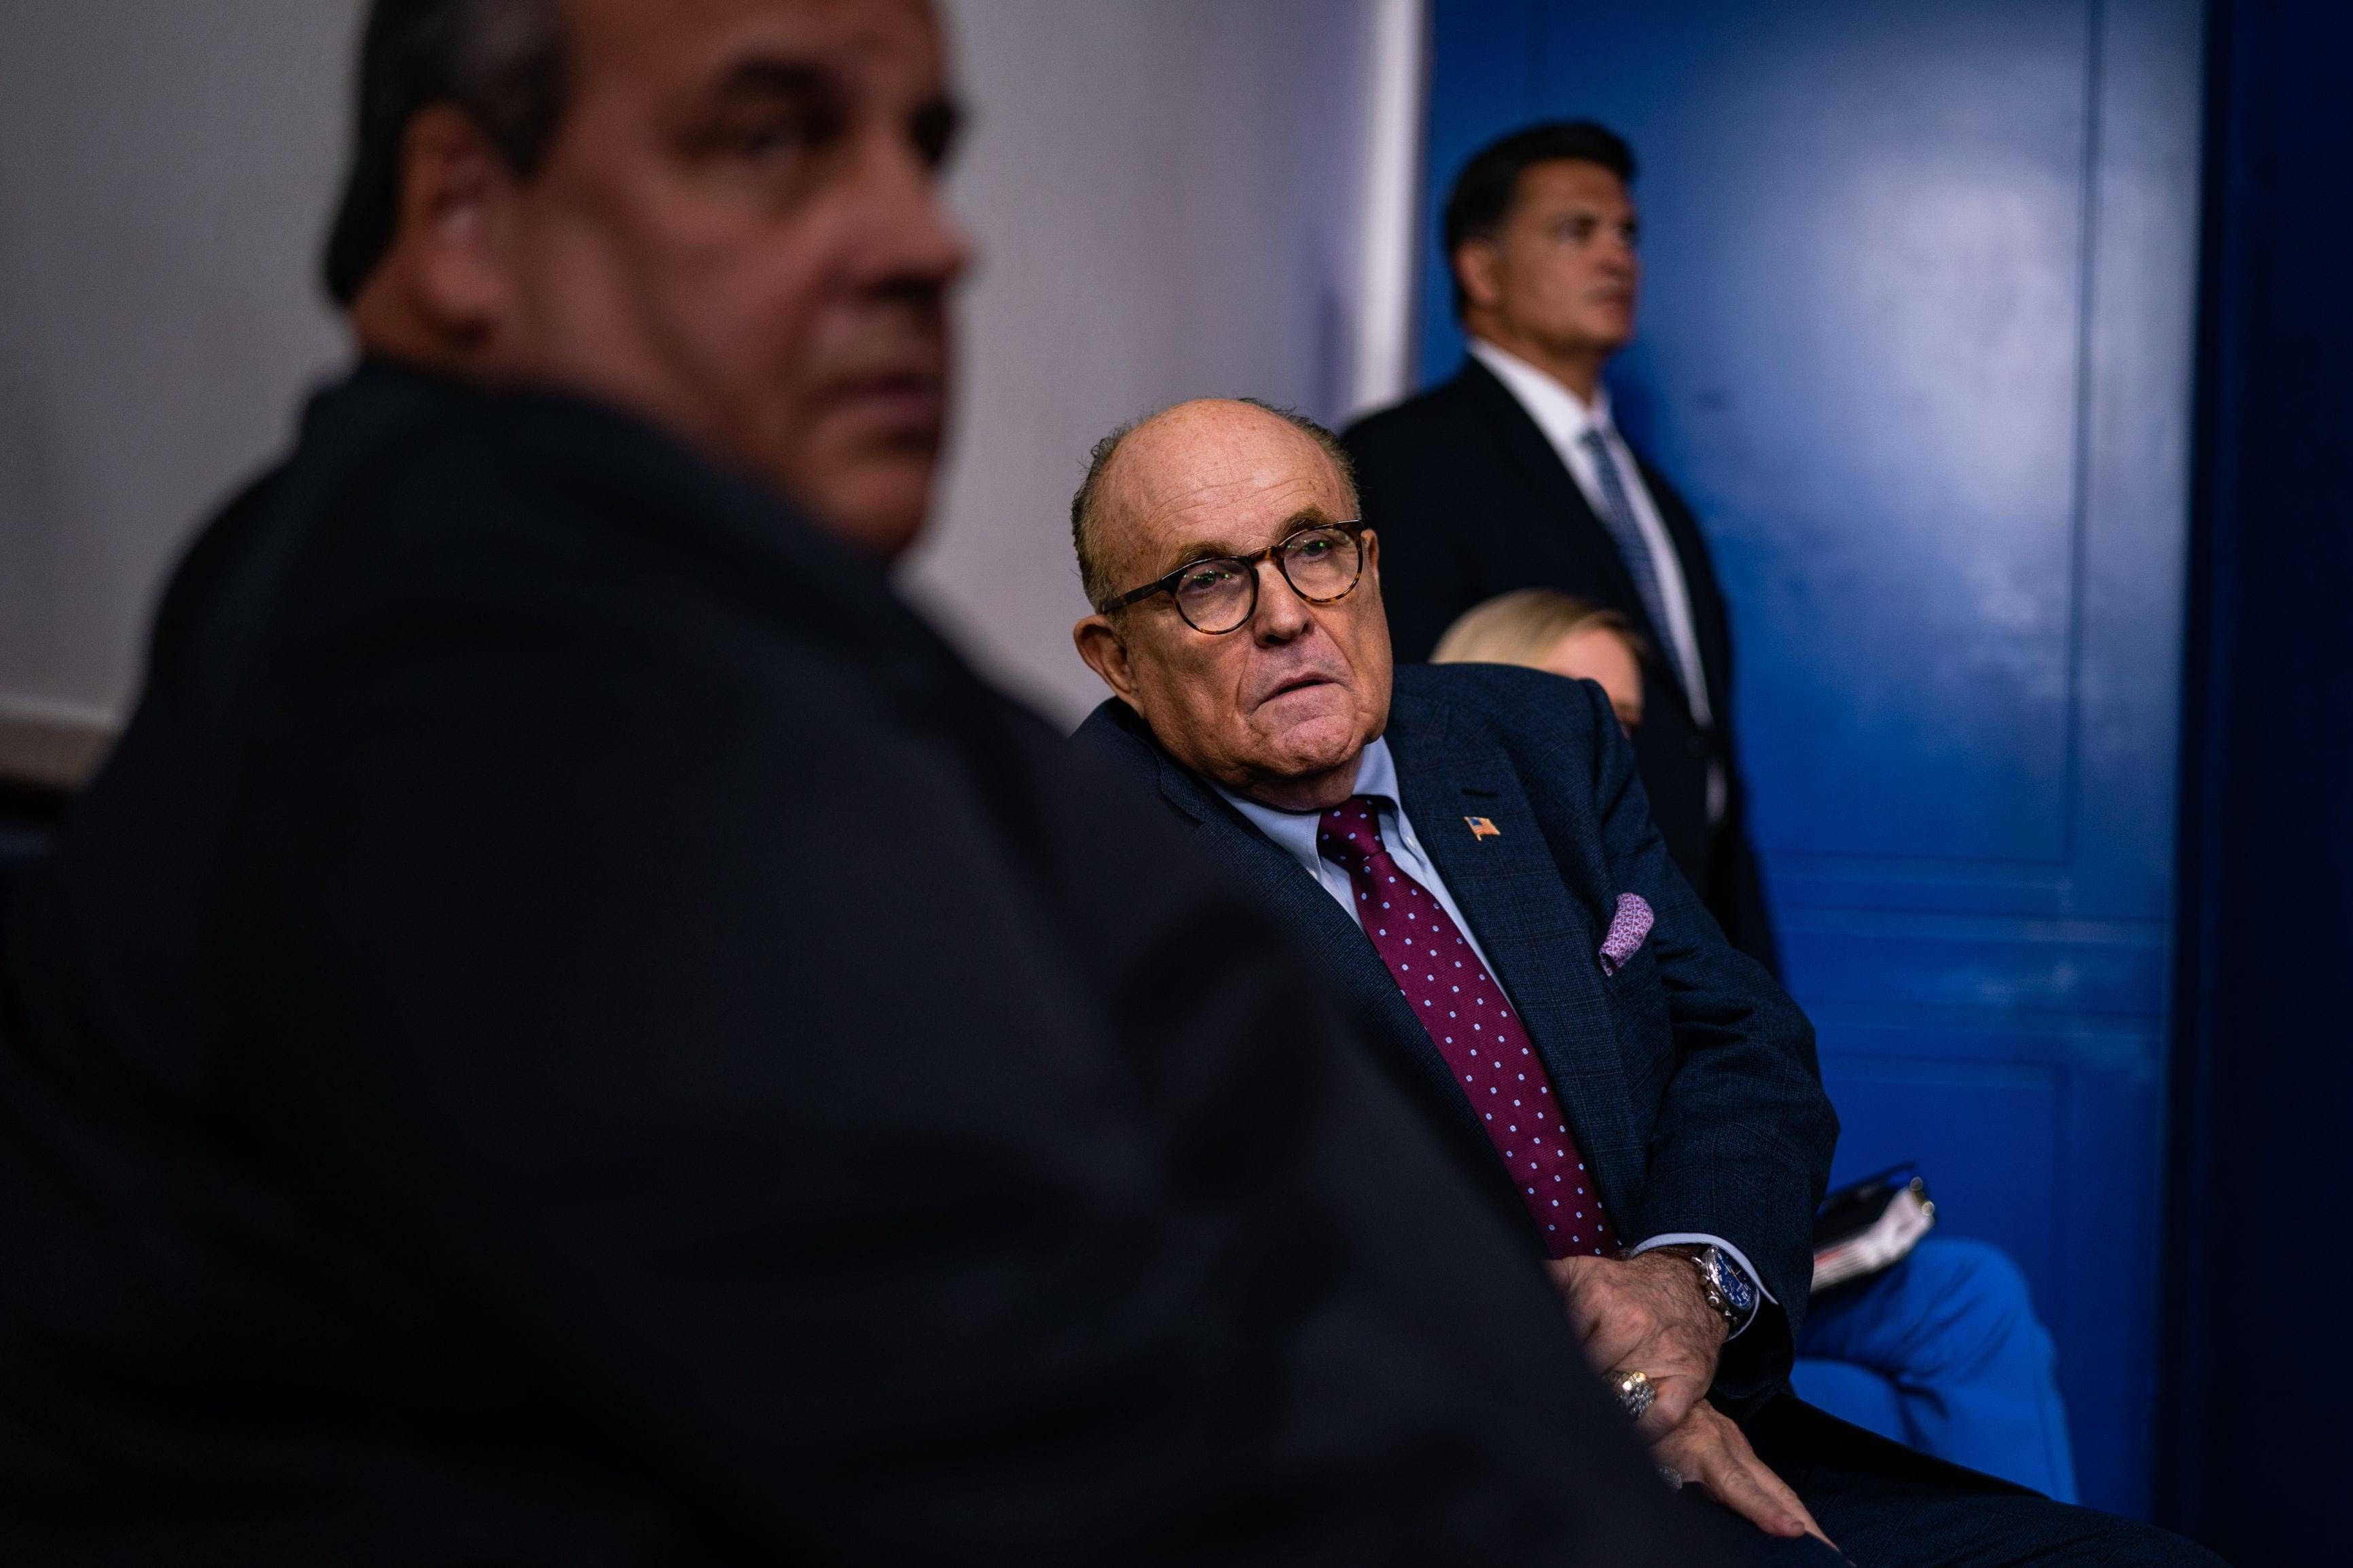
[1547,1250,1725,1439]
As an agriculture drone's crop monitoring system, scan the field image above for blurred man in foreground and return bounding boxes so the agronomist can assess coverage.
[1066,396,2217,1568]
[0,3,1702,1561]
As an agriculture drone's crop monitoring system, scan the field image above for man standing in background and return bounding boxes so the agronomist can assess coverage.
[0,5,1700,1561]
[1345,122,1776,971]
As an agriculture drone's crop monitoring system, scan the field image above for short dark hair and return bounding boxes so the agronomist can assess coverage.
[1070,400,1360,612]
[320,0,573,307]
[1441,120,1636,320]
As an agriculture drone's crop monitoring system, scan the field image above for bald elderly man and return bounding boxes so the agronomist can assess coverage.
[1067,398,2223,1568]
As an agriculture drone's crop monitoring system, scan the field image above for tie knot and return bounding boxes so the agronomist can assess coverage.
[1316,796,1389,867]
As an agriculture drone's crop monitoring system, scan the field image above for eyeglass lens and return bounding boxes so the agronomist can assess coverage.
[1172,527,1361,633]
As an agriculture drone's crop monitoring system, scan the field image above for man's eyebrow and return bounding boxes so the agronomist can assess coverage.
[1147,536,1252,577]
[704,56,844,110]
[694,60,961,170]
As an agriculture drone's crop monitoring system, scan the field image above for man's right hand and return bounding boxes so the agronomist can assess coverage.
[1652,1400,1835,1552]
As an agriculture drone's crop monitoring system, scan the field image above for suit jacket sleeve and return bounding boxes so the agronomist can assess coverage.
[215,441,1706,1563]
[1565,679,1835,1393]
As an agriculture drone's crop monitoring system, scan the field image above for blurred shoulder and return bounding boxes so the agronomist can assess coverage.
[331,370,751,580]
[289,365,899,662]
[225,365,996,786]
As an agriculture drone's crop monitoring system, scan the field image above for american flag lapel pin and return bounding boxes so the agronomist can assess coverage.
[1465,816,1501,841]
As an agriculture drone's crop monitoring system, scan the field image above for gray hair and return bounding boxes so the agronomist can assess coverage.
[321,0,572,306]
[1070,399,1361,611]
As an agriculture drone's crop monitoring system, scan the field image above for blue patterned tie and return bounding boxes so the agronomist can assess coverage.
[1579,427,1691,695]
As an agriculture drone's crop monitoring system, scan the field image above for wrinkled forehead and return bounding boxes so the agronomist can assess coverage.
[566,0,946,112]
[1101,407,1350,578]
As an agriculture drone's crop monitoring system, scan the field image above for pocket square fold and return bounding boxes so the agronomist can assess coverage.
[1598,892,1653,976]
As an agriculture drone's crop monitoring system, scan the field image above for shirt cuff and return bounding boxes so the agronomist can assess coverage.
[1629,1233,1774,1340]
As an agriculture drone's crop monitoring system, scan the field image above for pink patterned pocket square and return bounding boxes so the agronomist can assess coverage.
[1598,892,1653,976]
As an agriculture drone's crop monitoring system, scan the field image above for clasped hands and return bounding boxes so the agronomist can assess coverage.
[1547,1250,1831,1548]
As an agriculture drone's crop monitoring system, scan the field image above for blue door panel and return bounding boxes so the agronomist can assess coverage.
[1422,0,2200,1516]
[1818,1057,2067,1294]
[1779,913,2170,1016]
[1816,1014,2169,1511]
[1539,1,2094,869]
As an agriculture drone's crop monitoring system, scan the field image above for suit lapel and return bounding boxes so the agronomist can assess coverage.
[1453,363,1706,733]
[1383,687,1649,1228]
[1143,748,1486,1146]
[1453,363,1652,629]
[1628,449,1733,725]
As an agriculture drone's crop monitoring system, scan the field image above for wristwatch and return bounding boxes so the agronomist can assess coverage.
[1675,1244,1757,1332]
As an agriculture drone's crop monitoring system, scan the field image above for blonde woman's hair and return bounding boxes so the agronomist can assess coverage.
[1430,589,1647,670]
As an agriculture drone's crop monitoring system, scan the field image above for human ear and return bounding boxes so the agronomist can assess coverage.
[1454,240,1504,312]
[1073,615,1142,706]
[372,105,526,354]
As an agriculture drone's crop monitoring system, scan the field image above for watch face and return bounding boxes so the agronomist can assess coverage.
[1708,1251,1755,1313]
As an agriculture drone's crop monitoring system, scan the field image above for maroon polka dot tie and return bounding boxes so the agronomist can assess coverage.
[1318,797,1617,1258]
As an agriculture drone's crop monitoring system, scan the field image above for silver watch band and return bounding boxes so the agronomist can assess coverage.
[1685,1247,1743,1330]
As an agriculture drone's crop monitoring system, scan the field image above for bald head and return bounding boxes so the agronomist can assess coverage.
[1069,398,1390,812]
[1071,399,1359,611]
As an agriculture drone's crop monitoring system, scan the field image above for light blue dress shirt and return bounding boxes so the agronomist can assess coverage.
[1212,736,1768,1334]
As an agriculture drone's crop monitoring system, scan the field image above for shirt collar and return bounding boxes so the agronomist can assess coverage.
[1466,336,1613,447]
[1212,735,1402,876]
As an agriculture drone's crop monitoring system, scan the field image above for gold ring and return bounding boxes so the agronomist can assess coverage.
[1613,1368,1656,1421]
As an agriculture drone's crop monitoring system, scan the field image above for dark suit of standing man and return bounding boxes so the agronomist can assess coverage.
[0,6,1703,1563]
[1344,122,1776,971]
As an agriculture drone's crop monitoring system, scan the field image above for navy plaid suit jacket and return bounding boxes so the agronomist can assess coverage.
[1074,661,1837,1396]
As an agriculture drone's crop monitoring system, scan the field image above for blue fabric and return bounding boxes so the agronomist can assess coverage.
[1793,1239,2079,1501]
[1788,1357,1906,1444]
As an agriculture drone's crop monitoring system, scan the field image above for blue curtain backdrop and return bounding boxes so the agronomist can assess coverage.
[1417,0,2202,1518]
[2162,0,2353,1559]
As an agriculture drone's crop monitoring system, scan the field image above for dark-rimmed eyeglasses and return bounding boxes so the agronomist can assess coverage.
[1100,521,1367,634]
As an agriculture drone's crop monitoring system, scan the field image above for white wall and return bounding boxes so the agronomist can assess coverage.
[0,0,1422,774]
[0,1,358,772]
[912,0,1422,721]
